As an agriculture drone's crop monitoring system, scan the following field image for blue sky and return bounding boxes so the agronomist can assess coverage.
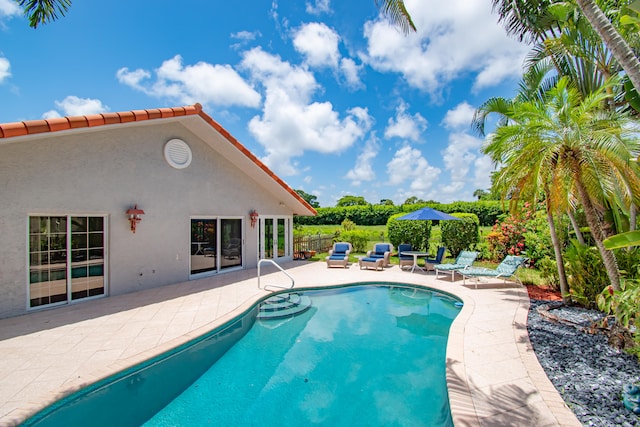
[0,0,530,207]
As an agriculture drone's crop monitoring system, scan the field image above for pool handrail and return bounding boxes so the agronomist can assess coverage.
[257,259,295,290]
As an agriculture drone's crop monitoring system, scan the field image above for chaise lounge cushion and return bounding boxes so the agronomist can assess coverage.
[461,255,525,287]
[434,250,478,280]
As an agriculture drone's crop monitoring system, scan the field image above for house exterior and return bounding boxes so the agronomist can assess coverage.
[0,103,316,319]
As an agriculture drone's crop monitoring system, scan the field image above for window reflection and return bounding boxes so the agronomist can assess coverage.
[190,219,217,275]
[221,219,242,270]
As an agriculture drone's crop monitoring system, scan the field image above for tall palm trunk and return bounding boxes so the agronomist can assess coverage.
[568,209,586,245]
[545,192,570,303]
[575,0,640,92]
[574,179,622,290]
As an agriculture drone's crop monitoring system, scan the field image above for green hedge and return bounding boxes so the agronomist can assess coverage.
[294,201,504,227]
[440,213,480,257]
[386,213,432,252]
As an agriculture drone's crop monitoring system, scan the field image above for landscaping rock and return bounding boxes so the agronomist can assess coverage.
[528,300,640,426]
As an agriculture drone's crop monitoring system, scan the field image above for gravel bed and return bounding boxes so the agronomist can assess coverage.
[528,300,640,426]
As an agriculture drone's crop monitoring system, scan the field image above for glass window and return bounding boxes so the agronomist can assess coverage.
[221,219,242,270]
[260,217,292,260]
[263,219,274,259]
[277,218,286,257]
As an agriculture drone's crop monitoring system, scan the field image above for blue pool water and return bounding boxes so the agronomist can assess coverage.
[24,284,462,426]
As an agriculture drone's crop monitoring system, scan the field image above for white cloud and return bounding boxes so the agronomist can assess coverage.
[231,30,261,41]
[438,131,485,201]
[305,0,331,15]
[441,101,475,131]
[115,68,150,91]
[0,0,20,20]
[386,145,441,202]
[363,0,528,97]
[230,30,261,50]
[473,154,494,191]
[42,96,109,118]
[384,101,427,142]
[345,134,379,185]
[0,56,10,82]
[116,55,261,108]
[242,47,372,176]
[339,57,363,89]
[293,22,340,69]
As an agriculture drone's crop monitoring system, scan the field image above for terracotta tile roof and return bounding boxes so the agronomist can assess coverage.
[0,103,316,215]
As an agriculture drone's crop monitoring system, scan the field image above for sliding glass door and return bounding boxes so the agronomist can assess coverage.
[190,217,243,277]
[28,215,106,309]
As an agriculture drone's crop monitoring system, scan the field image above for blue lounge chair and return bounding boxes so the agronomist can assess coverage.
[366,243,394,267]
[434,250,478,281]
[325,242,352,268]
[460,255,525,288]
[397,243,414,270]
[423,247,446,271]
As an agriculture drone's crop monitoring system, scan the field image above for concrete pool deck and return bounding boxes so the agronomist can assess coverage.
[0,261,581,426]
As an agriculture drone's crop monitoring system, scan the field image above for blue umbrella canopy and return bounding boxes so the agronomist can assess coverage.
[397,207,461,221]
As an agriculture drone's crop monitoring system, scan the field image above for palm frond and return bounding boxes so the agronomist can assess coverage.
[18,0,71,29]
[375,0,416,35]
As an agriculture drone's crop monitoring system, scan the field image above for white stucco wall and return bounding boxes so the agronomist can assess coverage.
[0,120,294,318]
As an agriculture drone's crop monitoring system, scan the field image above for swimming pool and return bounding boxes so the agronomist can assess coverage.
[24,283,462,426]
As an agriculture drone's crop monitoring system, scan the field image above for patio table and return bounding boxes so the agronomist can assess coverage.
[400,251,430,273]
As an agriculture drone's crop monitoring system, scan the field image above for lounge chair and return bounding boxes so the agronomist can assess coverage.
[397,243,414,270]
[423,247,446,271]
[460,255,525,288]
[434,250,478,281]
[366,243,394,267]
[325,242,352,268]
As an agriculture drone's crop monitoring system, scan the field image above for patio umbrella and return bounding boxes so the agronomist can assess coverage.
[397,206,461,221]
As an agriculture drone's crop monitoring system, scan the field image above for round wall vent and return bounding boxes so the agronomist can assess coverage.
[164,139,192,169]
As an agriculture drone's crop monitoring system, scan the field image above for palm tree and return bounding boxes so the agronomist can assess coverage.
[482,77,640,292]
[492,0,640,239]
[473,66,571,302]
[574,0,640,98]
[491,0,640,106]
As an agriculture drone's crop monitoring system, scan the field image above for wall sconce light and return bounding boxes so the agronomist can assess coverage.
[126,204,145,233]
[249,210,259,228]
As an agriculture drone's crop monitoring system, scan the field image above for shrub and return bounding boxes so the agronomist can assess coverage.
[537,256,560,291]
[341,218,356,231]
[486,208,532,260]
[386,213,431,251]
[440,213,479,257]
[339,230,370,253]
[597,280,640,358]
[614,247,640,280]
[564,240,609,308]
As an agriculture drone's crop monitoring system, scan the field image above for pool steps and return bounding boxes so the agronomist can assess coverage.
[257,293,312,320]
